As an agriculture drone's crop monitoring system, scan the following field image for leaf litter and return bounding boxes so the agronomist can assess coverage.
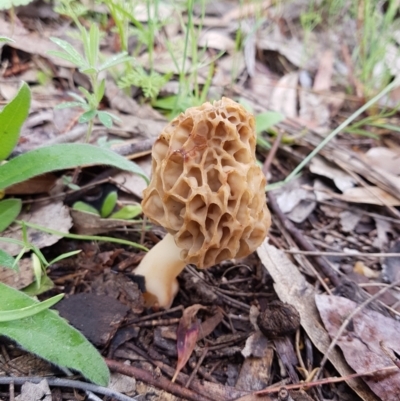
[1,1,400,401]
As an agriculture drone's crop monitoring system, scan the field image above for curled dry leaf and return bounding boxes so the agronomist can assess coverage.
[172,304,205,382]
[316,294,400,401]
[310,157,356,192]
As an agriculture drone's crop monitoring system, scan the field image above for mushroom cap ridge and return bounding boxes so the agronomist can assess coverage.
[142,97,271,268]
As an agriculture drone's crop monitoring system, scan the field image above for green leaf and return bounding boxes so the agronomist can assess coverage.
[97,111,113,128]
[88,24,100,67]
[79,67,97,75]
[79,109,97,123]
[255,111,285,134]
[98,52,132,72]
[49,37,87,68]
[0,283,109,386]
[0,0,34,10]
[67,91,87,104]
[0,36,14,42]
[31,253,42,289]
[0,143,149,191]
[55,101,86,110]
[0,250,16,270]
[97,79,106,103]
[100,191,117,218]
[49,250,81,265]
[0,292,63,322]
[0,198,22,232]
[72,201,100,215]
[0,82,31,161]
[110,204,142,220]
[22,275,55,296]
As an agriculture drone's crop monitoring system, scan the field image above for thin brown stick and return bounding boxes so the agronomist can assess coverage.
[186,347,209,388]
[262,129,284,177]
[254,365,398,395]
[105,358,215,401]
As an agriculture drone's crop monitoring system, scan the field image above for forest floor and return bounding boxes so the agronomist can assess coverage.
[1,1,400,401]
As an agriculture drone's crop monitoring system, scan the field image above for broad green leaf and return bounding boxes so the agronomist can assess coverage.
[100,191,117,218]
[73,201,99,215]
[0,198,22,232]
[0,0,34,10]
[49,38,86,67]
[0,250,16,270]
[255,111,285,134]
[0,283,109,386]
[0,82,31,161]
[97,111,113,128]
[110,205,142,220]
[0,143,149,190]
[0,293,63,322]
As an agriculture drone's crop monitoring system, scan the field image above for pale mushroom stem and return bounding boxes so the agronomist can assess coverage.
[134,233,186,309]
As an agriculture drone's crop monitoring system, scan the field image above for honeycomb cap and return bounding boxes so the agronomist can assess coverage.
[142,97,271,268]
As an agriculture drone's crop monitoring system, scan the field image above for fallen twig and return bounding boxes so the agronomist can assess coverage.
[105,358,216,401]
[0,377,135,401]
[254,365,399,395]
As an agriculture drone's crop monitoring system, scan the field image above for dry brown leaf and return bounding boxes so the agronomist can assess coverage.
[0,20,74,68]
[310,157,356,192]
[172,304,205,382]
[363,147,400,176]
[6,173,57,195]
[113,157,152,199]
[316,294,400,401]
[298,90,331,128]
[236,332,273,391]
[1,201,72,256]
[269,72,298,118]
[198,30,235,51]
[340,186,400,206]
[257,240,380,401]
[109,373,136,396]
[0,258,35,289]
[70,209,141,236]
[221,0,271,24]
[313,50,334,92]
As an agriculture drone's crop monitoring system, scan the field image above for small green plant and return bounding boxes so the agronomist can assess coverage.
[50,0,132,140]
[0,81,148,385]
[100,0,172,100]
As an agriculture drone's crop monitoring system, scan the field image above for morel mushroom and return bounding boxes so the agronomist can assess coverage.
[134,97,271,308]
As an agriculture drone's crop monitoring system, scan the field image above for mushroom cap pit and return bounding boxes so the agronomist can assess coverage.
[142,97,271,268]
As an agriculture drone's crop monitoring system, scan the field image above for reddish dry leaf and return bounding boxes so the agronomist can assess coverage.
[172,304,205,382]
[316,294,400,401]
